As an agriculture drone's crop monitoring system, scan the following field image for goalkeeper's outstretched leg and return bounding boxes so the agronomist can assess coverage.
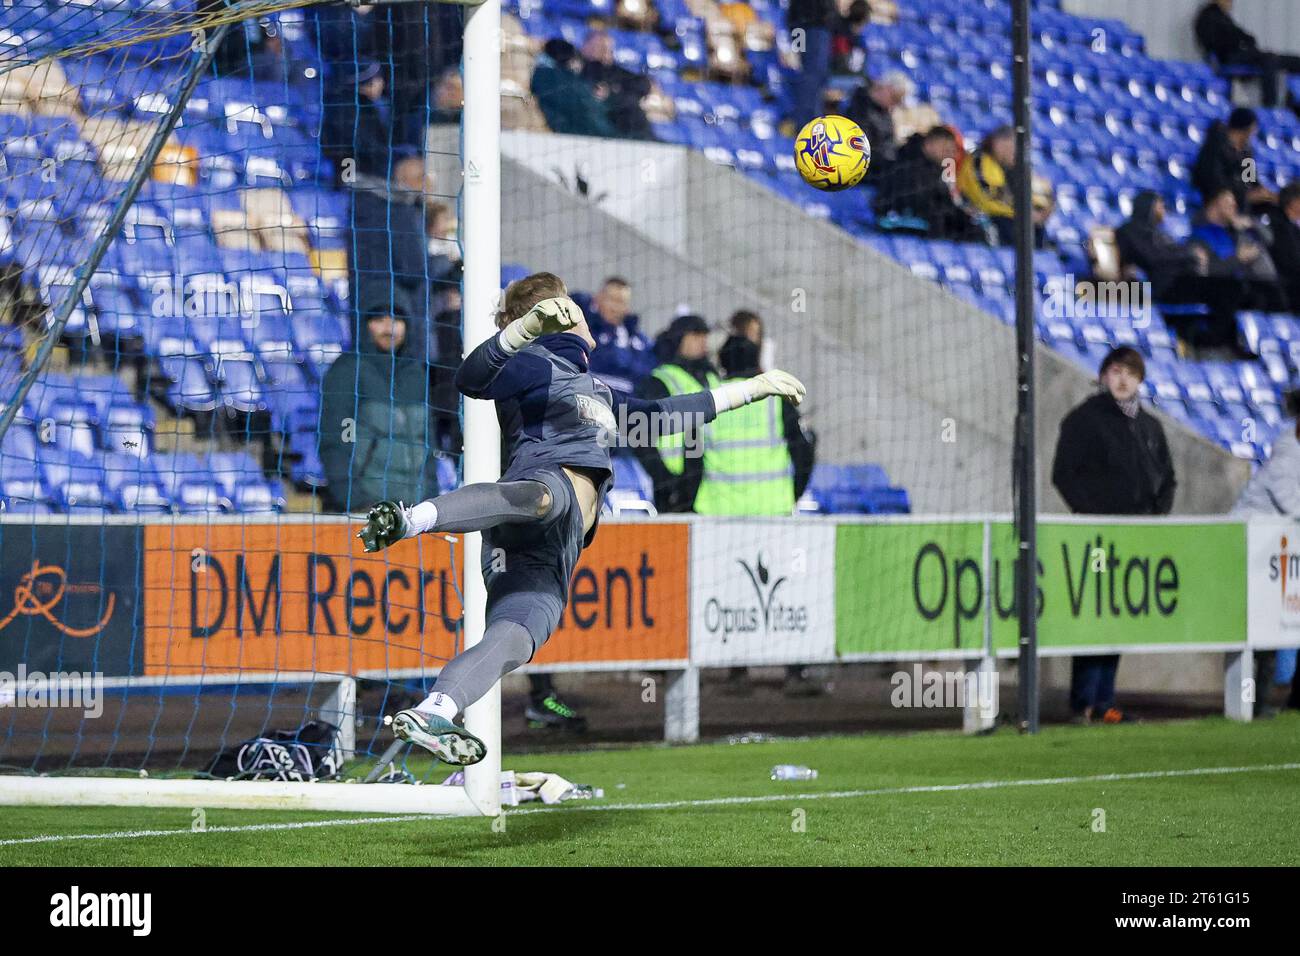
[364,468,585,766]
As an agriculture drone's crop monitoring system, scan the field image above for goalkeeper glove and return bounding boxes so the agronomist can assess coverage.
[710,369,807,413]
[357,500,412,553]
[500,296,585,352]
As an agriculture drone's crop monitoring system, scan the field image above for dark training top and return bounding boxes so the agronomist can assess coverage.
[455,330,718,546]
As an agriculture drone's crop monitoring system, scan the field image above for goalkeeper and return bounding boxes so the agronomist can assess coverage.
[357,272,806,765]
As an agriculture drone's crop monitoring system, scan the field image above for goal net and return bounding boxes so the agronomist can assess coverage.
[0,0,501,815]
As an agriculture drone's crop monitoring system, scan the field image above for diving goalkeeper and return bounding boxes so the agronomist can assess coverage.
[357,272,806,765]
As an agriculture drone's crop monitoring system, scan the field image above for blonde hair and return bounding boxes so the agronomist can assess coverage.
[496,271,568,329]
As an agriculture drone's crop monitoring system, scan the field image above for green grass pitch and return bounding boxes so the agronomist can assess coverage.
[3,715,1298,866]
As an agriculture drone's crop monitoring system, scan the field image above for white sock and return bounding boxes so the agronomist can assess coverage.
[406,500,438,537]
[414,691,458,721]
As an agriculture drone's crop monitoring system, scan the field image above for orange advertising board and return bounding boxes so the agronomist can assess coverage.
[534,521,689,665]
[142,520,688,676]
[143,523,463,676]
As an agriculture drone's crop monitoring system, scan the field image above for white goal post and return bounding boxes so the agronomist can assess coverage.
[0,0,503,818]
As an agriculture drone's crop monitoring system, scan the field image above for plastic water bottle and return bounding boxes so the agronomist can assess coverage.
[770,764,818,781]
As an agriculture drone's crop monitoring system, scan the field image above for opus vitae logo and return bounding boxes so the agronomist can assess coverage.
[704,552,809,641]
[49,886,151,936]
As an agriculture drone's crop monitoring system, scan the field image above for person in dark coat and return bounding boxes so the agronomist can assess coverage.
[1195,0,1300,107]
[1051,347,1176,724]
[872,126,980,240]
[841,72,911,174]
[349,149,433,360]
[785,0,839,127]
[530,39,617,138]
[321,60,397,186]
[1191,107,1277,212]
[318,293,442,513]
[580,30,655,141]
[1268,182,1300,310]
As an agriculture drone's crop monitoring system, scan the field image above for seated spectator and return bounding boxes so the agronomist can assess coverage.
[318,295,442,514]
[321,61,396,186]
[1116,191,1209,301]
[830,0,871,76]
[581,30,655,140]
[873,126,982,240]
[1268,182,1300,309]
[842,71,913,173]
[1195,0,1300,108]
[957,125,1025,246]
[531,39,617,137]
[584,277,655,393]
[1191,107,1277,213]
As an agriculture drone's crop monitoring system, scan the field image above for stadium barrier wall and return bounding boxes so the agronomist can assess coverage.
[2,513,1287,744]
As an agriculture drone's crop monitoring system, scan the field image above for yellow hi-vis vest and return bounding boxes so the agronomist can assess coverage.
[693,380,795,516]
[650,363,718,475]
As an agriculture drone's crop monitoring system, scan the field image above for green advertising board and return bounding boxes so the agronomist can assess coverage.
[835,520,1246,656]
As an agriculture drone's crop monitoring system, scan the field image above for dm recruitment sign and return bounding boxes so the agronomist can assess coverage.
[836,520,1246,656]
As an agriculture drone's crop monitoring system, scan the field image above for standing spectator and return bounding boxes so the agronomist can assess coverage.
[632,314,719,513]
[318,294,441,513]
[350,149,434,359]
[1231,392,1300,716]
[1268,182,1300,309]
[1195,0,1300,108]
[830,0,871,76]
[581,30,655,140]
[321,60,395,186]
[841,72,913,174]
[531,39,617,137]
[873,126,980,240]
[1051,347,1177,724]
[427,68,464,126]
[784,0,839,130]
[582,277,655,394]
[1191,107,1277,213]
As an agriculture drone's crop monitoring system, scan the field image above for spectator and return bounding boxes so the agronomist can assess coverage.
[1195,0,1300,108]
[873,126,981,240]
[830,0,871,76]
[1115,190,1242,351]
[427,68,464,126]
[1191,107,1277,213]
[1231,391,1300,716]
[530,39,617,137]
[318,295,441,513]
[784,0,839,130]
[350,149,434,360]
[321,60,396,186]
[1268,182,1300,309]
[584,277,655,393]
[1052,347,1176,724]
[842,71,913,174]
[632,314,719,513]
[696,333,814,516]
[581,30,655,140]
[1189,187,1287,313]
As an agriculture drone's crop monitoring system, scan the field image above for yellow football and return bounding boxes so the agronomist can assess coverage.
[793,114,872,192]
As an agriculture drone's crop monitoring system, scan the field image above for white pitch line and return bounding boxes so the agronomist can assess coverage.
[2,762,1297,847]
